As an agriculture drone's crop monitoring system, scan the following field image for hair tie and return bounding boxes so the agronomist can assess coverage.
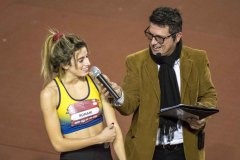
[53,32,63,41]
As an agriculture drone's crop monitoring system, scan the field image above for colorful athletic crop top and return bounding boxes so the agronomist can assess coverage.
[54,76,103,134]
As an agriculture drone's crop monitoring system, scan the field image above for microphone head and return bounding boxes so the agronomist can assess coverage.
[90,66,101,77]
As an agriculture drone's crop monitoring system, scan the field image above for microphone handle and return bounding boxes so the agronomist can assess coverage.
[97,74,120,100]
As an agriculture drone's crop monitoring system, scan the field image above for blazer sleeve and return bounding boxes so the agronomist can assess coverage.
[116,55,141,115]
[197,51,217,108]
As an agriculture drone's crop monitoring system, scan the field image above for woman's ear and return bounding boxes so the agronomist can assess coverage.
[61,64,70,70]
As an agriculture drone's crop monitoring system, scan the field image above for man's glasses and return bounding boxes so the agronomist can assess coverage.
[144,26,177,44]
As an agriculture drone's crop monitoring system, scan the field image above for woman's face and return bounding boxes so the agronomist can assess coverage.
[65,47,91,77]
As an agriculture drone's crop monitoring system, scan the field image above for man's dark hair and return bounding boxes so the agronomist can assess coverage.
[149,7,182,36]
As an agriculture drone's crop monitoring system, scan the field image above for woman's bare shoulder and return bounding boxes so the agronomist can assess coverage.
[40,80,59,106]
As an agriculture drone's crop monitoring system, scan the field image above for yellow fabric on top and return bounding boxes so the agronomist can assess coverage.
[54,75,103,134]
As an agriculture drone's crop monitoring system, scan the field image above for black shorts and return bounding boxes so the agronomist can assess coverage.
[60,144,113,160]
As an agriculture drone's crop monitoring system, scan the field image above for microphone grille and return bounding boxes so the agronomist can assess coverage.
[90,66,101,77]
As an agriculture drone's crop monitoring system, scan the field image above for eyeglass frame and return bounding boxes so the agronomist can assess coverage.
[144,26,178,44]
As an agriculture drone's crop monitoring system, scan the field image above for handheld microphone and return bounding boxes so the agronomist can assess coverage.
[90,66,120,100]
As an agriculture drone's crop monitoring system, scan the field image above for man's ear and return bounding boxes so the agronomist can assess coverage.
[176,32,183,43]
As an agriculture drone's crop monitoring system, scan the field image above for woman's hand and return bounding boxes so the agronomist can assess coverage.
[97,123,116,143]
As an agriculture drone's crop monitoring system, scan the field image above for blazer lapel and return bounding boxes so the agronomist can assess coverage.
[180,49,193,102]
[144,50,160,102]
[142,48,193,103]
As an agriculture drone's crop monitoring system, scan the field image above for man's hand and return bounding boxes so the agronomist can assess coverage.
[99,74,122,99]
[187,118,206,130]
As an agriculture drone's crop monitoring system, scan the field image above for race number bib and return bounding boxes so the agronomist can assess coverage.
[67,99,101,126]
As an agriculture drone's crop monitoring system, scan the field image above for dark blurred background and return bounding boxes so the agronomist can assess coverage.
[0,0,239,159]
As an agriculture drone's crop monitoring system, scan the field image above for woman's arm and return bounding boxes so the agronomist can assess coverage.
[101,95,126,160]
[40,84,116,152]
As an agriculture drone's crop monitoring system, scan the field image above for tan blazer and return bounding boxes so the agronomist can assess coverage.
[116,46,217,160]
